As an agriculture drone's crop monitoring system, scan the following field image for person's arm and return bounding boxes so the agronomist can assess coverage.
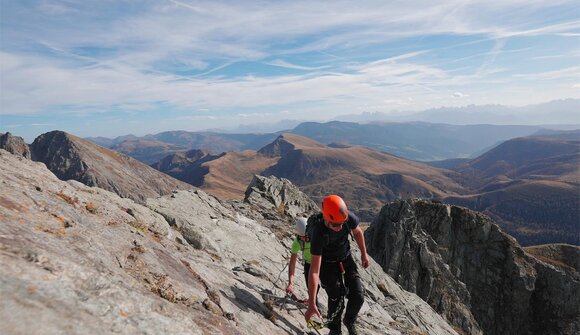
[352,226,369,268]
[304,254,322,322]
[286,253,298,294]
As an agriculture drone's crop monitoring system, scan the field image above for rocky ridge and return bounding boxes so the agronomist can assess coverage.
[243,175,320,219]
[0,132,31,159]
[29,130,193,204]
[365,199,580,335]
[150,149,223,187]
[0,149,458,335]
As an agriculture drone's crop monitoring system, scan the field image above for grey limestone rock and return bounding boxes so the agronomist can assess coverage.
[0,132,31,159]
[0,149,459,335]
[29,130,192,204]
[244,174,319,219]
[365,199,580,335]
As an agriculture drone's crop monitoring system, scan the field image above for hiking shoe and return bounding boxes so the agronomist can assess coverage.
[344,322,359,335]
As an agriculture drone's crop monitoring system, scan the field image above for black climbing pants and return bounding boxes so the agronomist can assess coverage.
[319,254,364,331]
[303,262,311,289]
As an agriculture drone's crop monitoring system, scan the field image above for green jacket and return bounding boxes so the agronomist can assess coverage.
[290,237,312,264]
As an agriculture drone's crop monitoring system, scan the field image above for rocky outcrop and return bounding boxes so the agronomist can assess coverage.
[244,175,319,218]
[365,199,580,335]
[0,149,459,335]
[524,244,580,279]
[151,149,222,187]
[0,132,31,159]
[257,134,303,157]
[29,130,193,204]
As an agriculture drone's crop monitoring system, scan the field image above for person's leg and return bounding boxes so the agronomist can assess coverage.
[319,262,344,332]
[342,255,364,327]
[304,262,322,310]
[303,262,310,291]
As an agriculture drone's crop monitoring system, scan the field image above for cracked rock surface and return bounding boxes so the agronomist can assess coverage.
[366,199,580,335]
[0,149,457,335]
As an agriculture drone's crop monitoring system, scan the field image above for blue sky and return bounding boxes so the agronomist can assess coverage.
[1,0,579,140]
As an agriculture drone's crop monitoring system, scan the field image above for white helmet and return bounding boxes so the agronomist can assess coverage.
[295,217,308,236]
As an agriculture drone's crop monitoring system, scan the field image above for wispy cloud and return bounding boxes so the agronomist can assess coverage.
[476,38,507,76]
[512,66,580,80]
[1,0,579,132]
[30,123,56,127]
[266,60,330,71]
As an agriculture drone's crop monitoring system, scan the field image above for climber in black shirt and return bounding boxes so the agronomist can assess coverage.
[304,195,369,335]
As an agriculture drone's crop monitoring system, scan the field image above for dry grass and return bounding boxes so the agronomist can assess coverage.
[525,245,577,273]
[127,220,149,234]
[275,202,286,215]
[262,297,278,322]
[85,202,97,214]
[376,281,390,296]
[36,213,72,236]
[56,191,78,205]
[36,224,65,236]
[200,151,279,200]
[131,241,146,253]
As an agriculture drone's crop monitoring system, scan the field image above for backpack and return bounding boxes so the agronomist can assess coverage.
[304,213,353,251]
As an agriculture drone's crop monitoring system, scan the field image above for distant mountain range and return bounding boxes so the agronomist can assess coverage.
[291,121,546,161]
[446,131,580,245]
[86,121,566,162]
[88,131,279,164]
[336,99,580,125]
[8,127,578,246]
[152,133,465,221]
[149,131,579,246]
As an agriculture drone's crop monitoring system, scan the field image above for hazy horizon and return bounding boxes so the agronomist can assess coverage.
[1,1,579,141]
[4,99,580,143]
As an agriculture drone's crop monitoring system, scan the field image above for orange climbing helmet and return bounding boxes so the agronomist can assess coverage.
[321,195,348,223]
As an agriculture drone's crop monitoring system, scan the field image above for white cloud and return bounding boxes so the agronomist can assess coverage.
[266,60,329,71]
[453,92,469,98]
[513,66,580,80]
[30,123,56,126]
[1,0,579,119]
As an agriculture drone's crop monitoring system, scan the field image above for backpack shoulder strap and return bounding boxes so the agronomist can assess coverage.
[307,214,329,247]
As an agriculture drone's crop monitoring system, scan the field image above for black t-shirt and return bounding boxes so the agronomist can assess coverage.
[309,210,359,261]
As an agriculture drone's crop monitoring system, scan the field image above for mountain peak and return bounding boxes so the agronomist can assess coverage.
[257,133,325,157]
[30,130,192,203]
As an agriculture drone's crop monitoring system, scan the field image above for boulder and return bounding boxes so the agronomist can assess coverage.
[244,175,319,219]
[0,132,31,159]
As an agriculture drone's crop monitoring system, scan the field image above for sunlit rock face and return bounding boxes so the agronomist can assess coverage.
[366,199,580,335]
[0,149,459,335]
